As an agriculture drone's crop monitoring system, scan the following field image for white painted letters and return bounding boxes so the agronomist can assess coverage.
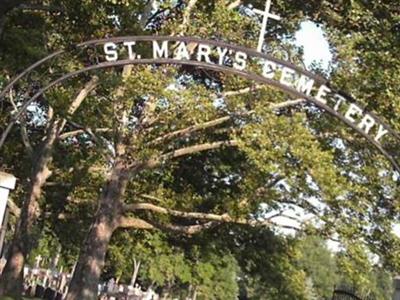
[153,41,169,58]
[263,61,277,79]
[197,44,211,63]
[175,42,190,60]
[375,125,388,142]
[280,67,296,87]
[315,85,331,104]
[216,47,228,65]
[123,41,137,60]
[99,39,394,146]
[358,114,375,134]
[345,103,363,123]
[296,75,314,95]
[104,42,118,61]
[333,94,346,111]
[233,51,247,71]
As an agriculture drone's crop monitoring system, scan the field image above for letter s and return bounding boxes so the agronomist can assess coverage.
[233,51,247,71]
[104,42,118,61]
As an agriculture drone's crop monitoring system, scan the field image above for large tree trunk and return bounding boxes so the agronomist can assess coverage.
[65,164,128,300]
[0,130,55,297]
[0,78,96,297]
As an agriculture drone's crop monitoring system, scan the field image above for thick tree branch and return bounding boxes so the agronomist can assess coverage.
[47,106,54,127]
[272,99,305,109]
[179,0,198,33]
[124,202,233,222]
[138,194,163,203]
[65,121,103,144]
[20,119,32,155]
[58,128,111,140]
[118,216,215,235]
[165,140,238,158]
[57,75,99,136]
[148,98,304,146]
[64,121,114,161]
[7,198,21,218]
[7,89,33,154]
[18,4,64,13]
[149,116,231,145]
[122,202,300,231]
[158,221,215,235]
[222,85,263,97]
[118,216,155,230]
[227,0,241,10]
[68,76,99,116]
[129,140,238,173]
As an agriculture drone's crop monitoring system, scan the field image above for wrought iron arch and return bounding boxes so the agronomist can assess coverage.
[1,36,399,174]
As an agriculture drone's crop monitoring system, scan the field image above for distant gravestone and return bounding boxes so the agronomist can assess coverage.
[55,292,63,300]
[35,285,45,298]
[43,287,57,300]
[25,285,34,297]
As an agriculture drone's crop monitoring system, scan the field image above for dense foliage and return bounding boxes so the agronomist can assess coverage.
[0,0,399,299]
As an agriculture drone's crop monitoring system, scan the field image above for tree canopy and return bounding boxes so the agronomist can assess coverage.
[0,0,399,299]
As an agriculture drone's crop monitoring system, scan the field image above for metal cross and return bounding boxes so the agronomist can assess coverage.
[253,0,281,52]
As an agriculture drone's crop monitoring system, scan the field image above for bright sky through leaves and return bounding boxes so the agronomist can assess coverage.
[294,22,400,241]
[295,20,332,70]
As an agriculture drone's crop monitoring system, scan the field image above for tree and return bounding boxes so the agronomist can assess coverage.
[296,236,338,299]
[296,235,394,300]
[0,0,146,296]
[0,76,98,296]
[0,0,399,299]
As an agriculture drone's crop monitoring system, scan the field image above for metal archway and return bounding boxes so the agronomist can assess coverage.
[1,36,399,173]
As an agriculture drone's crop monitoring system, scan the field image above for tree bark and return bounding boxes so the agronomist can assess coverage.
[0,78,97,297]
[0,123,56,297]
[65,163,128,300]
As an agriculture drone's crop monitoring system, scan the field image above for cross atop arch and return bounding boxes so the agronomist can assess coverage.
[253,0,282,52]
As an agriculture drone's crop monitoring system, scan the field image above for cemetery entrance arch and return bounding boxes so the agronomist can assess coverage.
[0,36,399,174]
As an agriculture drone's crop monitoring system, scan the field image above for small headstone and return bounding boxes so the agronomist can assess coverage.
[107,278,116,293]
[35,284,45,298]
[44,287,57,300]
[25,285,34,297]
[43,274,49,287]
[58,273,67,291]
[55,292,63,300]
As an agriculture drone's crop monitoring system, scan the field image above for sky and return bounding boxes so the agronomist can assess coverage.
[294,20,332,70]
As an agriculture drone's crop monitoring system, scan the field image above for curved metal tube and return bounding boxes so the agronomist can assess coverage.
[1,36,399,143]
[1,58,399,173]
